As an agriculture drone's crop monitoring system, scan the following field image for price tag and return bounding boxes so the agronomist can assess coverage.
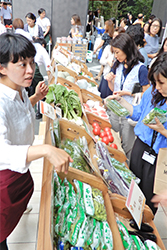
[126,180,146,229]
[39,101,55,120]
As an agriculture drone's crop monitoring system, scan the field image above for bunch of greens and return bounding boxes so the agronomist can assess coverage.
[46,84,82,121]
[142,107,167,124]
[106,99,130,117]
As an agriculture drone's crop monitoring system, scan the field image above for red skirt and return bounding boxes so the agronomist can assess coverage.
[0,169,34,242]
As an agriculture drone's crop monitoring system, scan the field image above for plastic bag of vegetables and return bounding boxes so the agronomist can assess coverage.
[142,107,167,124]
[106,99,130,117]
[96,141,129,197]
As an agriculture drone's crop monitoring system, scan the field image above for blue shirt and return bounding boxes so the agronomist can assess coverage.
[130,86,167,154]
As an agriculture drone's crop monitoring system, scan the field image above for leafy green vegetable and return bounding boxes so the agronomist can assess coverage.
[45,84,82,121]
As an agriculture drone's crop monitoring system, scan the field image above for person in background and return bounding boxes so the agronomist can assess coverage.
[144,17,162,67]
[86,10,94,35]
[105,52,167,215]
[120,17,128,30]
[149,37,167,68]
[143,14,156,34]
[36,8,51,52]
[0,21,7,35]
[127,12,134,26]
[93,19,114,81]
[133,13,145,28]
[98,27,125,99]
[0,2,12,28]
[68,14,82,38]
[24,12,44,41]
[126,23,148,68]
[0,32,72,250]
[105,33,148,161]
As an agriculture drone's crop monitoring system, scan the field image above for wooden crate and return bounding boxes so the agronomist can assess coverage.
[109,193,166,250]
[37,119,125,250]
[57,64,78,78]
[76,74,98,86]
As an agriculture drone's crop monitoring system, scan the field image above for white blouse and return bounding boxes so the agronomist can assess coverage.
[36,17,51,32]
[0,84,35,173]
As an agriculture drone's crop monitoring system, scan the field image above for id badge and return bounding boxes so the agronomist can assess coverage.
[142,151,156,165]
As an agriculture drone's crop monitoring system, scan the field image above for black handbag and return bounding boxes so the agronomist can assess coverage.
[131,82,142,94]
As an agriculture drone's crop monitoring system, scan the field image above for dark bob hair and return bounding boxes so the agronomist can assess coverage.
[0,33,36,76]
[111,33,144,74]
[38,8,45,15]
[126,23,145,47]
[25,12,36,22]
[148,52,167,106]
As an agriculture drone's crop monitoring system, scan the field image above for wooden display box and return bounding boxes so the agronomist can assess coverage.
[37,119,124,250]
[109,193,166,250]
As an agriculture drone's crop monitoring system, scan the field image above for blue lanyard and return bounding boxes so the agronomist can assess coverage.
[120,68,127,90]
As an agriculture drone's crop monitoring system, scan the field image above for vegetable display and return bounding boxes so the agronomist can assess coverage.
[46,84,82,121]
[142,107,167,124]
[54,173,113,250]
[106,99,130,117]
[83,100,110,121]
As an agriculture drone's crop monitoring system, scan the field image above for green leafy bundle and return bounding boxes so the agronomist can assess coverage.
[46,84,82,121]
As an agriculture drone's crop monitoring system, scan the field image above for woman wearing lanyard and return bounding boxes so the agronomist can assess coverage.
[106,33,148,162]
[105,52,167,215]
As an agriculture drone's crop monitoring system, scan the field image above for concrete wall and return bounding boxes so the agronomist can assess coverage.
[12,0,89,47]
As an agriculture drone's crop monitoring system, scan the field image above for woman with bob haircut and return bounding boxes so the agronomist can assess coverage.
[0,33,72,250]
[24,12,44,41]
[105,52,167,215]
[105,33,149,161]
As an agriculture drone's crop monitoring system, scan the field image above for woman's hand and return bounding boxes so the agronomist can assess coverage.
[145,117,167,137]
[114,90,131,96]
[151,190,167,208]
[45,145,73,174]
[35,80,49,100]
[105,72,116,82]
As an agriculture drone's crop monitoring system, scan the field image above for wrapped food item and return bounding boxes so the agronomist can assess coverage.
[130,235,146,250]
[106,99,130,117]
[92,187,107,221]
[142,107,167,124]
[53,119,61,148]
[144,240,162,250]
[116,218,133,250]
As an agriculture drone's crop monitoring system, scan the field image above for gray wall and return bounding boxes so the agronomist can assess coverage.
[12,0,89,47]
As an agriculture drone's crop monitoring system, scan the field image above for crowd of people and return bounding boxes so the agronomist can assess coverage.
[0,4,167,249]
[93,12,167,217]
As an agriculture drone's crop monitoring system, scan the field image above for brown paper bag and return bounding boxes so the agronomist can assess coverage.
[154,148,167,195]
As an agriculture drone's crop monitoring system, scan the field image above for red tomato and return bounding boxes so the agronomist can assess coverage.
[92,122,100,128]
[106,131,112,136]
[93,127,101,136]
[109,143,118,149]
[102,136,109,145]
[108,134,114,143]
[104,127,111,133]
[100,131,107,138]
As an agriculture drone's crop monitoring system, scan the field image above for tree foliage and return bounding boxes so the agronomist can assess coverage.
[88,0,153,22]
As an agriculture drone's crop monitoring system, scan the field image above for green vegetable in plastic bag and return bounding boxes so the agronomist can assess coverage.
[53,119,61,147]
[130,235,146,250]
[116,218,133,250]
[106,99,130,117]
[83,183,95,216]
[144,240,162,250]
[92,188,107,221]
[142,107,167,124]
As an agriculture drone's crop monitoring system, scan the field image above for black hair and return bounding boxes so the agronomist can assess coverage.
[33,38,47,48]
[111,33,144,74]
[156,37,167,57]
[126,23,145,47]
[38,8,45,15]
[148,17,162,37]
[25,12,36,22]
[0,33,36,77]
[148,52,167,106]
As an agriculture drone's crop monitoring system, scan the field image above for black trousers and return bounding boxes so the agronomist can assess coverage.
[0,239,8,250]
[130,137,158,215]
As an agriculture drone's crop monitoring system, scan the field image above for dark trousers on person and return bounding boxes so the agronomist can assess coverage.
[4,19,12,26]
[130,137,158,215]
[0,239,8,250]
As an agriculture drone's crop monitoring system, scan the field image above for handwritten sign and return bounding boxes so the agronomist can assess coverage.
[126,180,146,229]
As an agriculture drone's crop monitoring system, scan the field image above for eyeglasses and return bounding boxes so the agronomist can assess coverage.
[152,25,160,29]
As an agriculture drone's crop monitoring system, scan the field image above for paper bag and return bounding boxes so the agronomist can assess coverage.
[154,148,167,195]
